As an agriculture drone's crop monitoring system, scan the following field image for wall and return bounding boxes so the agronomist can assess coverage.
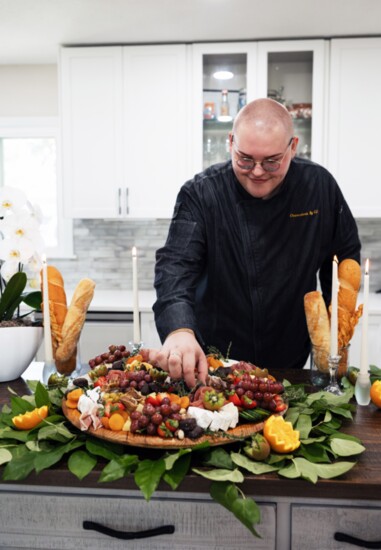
[52,219,170,291]
[0,65,57,116]
[50,217,381,293]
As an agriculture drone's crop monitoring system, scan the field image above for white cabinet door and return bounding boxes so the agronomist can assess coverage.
[61,45,189,219]
[327,38,381,217]
[190,42,258,175]
[256,40,327,165]
[60,46,124,218]
[123,45,190,218]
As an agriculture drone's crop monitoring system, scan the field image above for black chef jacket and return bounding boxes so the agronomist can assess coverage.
[153,158,361,370]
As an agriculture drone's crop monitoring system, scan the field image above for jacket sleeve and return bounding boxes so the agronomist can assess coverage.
[319,181,361,302]
[153,185,206,343]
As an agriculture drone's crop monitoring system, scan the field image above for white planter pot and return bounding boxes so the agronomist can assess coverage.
[0,326,43,382]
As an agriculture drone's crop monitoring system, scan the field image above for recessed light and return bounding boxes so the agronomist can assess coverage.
[213,70,234,80]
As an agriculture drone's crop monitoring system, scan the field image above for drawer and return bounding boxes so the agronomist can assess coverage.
[291,504,381,549]
[0,491,276,549]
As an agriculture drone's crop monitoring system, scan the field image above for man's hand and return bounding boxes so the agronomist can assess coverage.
[148,331,207,388]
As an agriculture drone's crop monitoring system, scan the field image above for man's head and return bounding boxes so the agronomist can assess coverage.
[229,98,298,199]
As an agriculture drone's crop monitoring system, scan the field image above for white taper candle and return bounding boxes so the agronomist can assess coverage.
[330,256,339,356]
[360,259,370,376]
[41,254,53,362]
[132,246,140,343]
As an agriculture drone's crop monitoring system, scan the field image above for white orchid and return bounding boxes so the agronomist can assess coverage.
[0,186,28,217]
[0,186,45,321]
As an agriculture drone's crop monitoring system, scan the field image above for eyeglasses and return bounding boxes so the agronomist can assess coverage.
[232,136,294,173]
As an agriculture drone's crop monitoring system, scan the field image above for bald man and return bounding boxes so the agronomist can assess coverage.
[152,98,361,387]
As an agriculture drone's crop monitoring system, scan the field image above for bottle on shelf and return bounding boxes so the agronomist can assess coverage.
[218,89,232,122]
[237,88,247,112]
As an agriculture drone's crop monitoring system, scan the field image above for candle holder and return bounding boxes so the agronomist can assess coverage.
[324,354,343,395]
[42,359,57,384]
[355,371,371,406]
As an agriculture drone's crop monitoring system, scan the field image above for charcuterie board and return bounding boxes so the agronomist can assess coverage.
[62,400,266,449]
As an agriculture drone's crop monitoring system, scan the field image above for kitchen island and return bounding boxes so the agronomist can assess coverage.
[0,367,380,550]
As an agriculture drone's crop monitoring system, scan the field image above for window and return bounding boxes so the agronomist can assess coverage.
[0,117,73,258]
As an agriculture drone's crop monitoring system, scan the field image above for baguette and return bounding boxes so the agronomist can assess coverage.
[337,258,363,348]
[55,278,95,370]
[304,291,330,372]
[41,266,68,360]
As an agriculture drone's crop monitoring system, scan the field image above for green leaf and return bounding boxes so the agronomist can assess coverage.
[192,467,244,483]
[0,448,13,465]
[295,414,312,439]
[37,422,75,443]
[0,272,27,320]
[22,291,42,310]
[2,449,37,480]
[230,452,280,474]
[98,455,139,483]
[299,442,331,463]
[85,437,125,460]
[34,440,83,473]
[231,497,261,537]
[134,458,166,501]
[68,450,97,480]
[201,447,234,470]
[34,382,50,408]
[210,482,261,538]
[9,395,35,415]
[329,438,366,457]
[163,453,192,490]
[314,460,357,479]
[279,457,317,483]
[163,448,192,471]
[0,427,29,442]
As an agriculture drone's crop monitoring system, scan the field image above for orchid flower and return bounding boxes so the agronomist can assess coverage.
[0,186,28,217]
[0,186,45,321]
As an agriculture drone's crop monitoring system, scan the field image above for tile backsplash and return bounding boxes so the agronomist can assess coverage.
[52,218,381,292]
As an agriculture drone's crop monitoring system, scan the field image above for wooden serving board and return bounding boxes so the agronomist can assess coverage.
[62,400,266,449]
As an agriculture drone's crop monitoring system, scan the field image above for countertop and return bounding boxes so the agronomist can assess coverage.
[85,290,381,314]
[1,364,380,502]
[81,290,156,313]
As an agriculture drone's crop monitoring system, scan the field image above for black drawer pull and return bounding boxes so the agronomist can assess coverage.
[335,532,381,549]
[83,520,175,540]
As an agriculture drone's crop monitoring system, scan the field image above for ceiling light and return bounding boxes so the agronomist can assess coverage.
[213,70,234,80]
[217,115,233,122]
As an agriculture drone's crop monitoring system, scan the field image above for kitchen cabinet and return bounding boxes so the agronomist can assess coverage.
[60,45,189,219]
[327,38,381,217]
[190,40,327,173]
[256,40,327,165]
[190,42,257,172]
[0,490,276,549]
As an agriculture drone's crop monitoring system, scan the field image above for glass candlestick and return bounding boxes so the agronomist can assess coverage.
[324,354,343,395]
[355,372,371,406]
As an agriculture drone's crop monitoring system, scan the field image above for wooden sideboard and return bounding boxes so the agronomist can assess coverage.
[0,368,380,549]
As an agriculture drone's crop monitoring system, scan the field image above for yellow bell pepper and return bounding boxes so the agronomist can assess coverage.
[12,405,49,430]
[263,414,300,453]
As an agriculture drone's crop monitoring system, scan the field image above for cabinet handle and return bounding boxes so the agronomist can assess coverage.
[334,532,381,548]
[83,520,175,540]
[126,187,129,215]
[118,188,122,215]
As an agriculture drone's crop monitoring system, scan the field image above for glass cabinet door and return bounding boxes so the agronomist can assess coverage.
[191,43,257,174]
[257,40,327,164]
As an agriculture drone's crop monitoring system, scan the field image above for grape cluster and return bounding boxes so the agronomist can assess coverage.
[228,373,285,411]
[130,398,182,436]
[88,345,130,369]
[114,369,162,396]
